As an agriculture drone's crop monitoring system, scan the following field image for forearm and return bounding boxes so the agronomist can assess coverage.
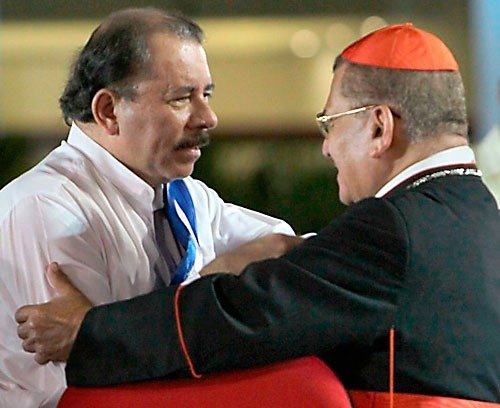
[201,233,304,276]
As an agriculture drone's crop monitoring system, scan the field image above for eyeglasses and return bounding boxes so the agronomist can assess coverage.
[315,105,376,137]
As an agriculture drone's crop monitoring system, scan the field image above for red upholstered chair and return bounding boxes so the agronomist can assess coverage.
[58,356,352,407]
[349,391,500,408]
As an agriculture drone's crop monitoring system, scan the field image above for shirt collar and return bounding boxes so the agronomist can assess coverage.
[375,145,476,198]
[66,123,157,214]
[153,185,164,211]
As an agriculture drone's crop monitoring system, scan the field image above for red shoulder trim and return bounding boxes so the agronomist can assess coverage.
[174,285,202,378]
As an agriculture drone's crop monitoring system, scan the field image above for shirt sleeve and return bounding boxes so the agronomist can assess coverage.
[0,193,111,407]
[65,197,408,386]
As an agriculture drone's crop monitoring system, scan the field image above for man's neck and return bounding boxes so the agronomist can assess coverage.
[375,136,473,198]
[384,133,469,189]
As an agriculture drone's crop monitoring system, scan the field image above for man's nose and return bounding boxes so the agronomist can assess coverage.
[322,138,331,158]
[191,101,218,130]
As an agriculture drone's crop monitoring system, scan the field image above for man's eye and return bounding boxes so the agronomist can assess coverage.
[203,92,213,100]
[169,96,190,106]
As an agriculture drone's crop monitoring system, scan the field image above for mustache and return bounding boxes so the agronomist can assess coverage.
[175,130,211,150]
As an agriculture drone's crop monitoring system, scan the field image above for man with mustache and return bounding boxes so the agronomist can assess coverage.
[0,8,298,407]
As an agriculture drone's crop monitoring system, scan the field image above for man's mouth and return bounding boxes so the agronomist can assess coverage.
[175,131,211,151]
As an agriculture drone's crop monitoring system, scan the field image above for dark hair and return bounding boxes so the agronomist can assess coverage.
[59,8,204,125]
[334,56,468,141]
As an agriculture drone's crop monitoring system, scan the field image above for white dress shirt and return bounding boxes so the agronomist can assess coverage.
[0,124,294,408]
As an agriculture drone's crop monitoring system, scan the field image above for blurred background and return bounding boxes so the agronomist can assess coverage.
[1,0,499,232]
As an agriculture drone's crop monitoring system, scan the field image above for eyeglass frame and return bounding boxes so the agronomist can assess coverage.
[315,105,377,137]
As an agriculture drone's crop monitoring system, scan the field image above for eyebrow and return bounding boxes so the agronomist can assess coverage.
[170,83,215,95]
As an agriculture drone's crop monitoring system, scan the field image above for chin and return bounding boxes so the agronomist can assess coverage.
[339,197,351,206]
[338,189,354,206]
[170,167,195,181]
[337,180,349,205]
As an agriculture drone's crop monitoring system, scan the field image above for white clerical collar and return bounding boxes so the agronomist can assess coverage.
[65,122,156,214]
[375,145,476,198]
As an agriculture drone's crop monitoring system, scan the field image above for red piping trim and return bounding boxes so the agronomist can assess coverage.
[174,285,202,378]
[389,327,395,408]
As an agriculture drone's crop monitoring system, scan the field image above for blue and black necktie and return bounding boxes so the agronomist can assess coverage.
[164,179,199,285]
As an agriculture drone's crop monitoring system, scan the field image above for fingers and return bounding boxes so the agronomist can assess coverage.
[22,336,51,365]
[34,349,51,365]
[46,262,80,297]
[15,304,33,324]
[17,321,30,339]
[272,234,304,254]
[16,307,45,354]
[17,320,50,364]
[14,264,90,366]
[21,336,37,353]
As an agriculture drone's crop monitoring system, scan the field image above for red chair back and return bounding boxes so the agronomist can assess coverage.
[58,356,352,407]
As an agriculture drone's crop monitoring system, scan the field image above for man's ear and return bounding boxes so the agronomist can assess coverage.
[369,105,395,158]
[91,89,119,135]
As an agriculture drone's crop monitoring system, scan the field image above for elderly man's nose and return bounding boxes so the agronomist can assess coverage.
[322,138,331,158]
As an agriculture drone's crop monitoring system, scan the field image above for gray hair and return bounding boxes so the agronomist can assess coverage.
[334,56,468,141]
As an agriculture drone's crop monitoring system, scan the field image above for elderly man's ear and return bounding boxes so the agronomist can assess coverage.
[369,105,395,158]
[91,89,120,135]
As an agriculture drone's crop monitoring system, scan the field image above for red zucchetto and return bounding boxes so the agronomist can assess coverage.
[341,23,459,71]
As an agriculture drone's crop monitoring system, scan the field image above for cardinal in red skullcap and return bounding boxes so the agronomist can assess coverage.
[341,22,458,71]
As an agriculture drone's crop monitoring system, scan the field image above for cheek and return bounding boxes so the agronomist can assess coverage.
[149,118,180,145]
[150,136,174,161]
[329,138,347,163]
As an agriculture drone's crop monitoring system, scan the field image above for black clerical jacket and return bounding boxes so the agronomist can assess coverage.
[66,169,500,403]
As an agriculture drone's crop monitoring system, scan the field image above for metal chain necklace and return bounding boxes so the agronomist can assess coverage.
[407,167,483,190]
